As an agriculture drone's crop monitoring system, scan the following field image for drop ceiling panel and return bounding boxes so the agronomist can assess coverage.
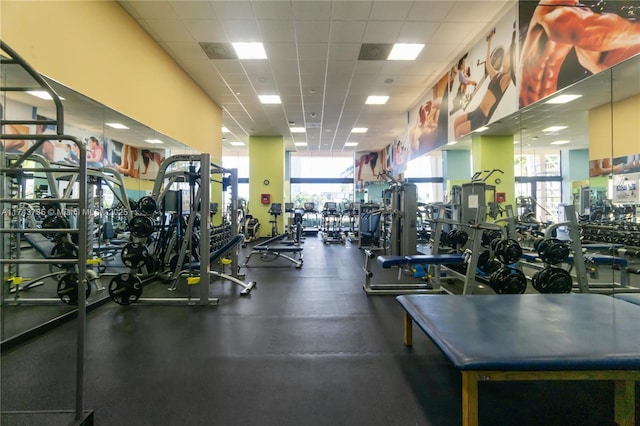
[398,21,440,42]
[291,1,333,20]
[406,1,454,22]
[222,20,262,40]
[331,1,373,20]
[369,1,412,21]
[296,43,329,60]
[258,20,295,42]
[126,1,176,19]
[328,43,362,61]
[211,1,255,20]
[169,2,216,19]
[329,21,367,43]
[293,20,331,42]
[362,21,403,42]
[144,19,193,42]
[185,19,227,41]
[252,1,293,19]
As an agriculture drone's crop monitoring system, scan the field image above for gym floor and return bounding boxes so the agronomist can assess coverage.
[1,235,637,425]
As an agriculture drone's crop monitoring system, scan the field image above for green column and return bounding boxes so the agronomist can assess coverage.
[249,136,285,237]
[471,134,515,209]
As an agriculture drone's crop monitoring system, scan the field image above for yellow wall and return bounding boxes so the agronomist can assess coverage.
[589,94,640,159]
[0,1,221,158]
[471,134,515,209]
[249,136,284,237]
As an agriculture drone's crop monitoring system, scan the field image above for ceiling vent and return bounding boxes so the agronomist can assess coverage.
[199,42,238,59]
[358,43,393,60]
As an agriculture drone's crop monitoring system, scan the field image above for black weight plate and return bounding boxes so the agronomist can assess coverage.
[57,273,91,305]
[128,215,155,238]
[50,241,79,269]
[108,273,143,305]
[138,196,157,215]
[489,267,527,294]
[495,239,522,264]
[121,243,149,268]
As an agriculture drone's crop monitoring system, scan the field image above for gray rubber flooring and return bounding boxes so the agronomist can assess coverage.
[1,235,635,425]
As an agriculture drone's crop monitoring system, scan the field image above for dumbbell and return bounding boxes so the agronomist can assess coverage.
[477,250,501,275]
[532,267,572,293]
[488,266,527,294]
[536,238,569,264]
[493,239,522,264]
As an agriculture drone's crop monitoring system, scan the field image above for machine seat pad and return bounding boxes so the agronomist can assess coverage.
[397,294,640,371]
[612,293,640,307]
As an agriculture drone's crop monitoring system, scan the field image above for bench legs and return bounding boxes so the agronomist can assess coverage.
[403,312,413,346]
[461,371,479,426]
[615,380,635,426]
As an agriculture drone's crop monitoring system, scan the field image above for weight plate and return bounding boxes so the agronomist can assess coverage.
[108,273,143,305]
[50,241,79,269]
[121,242,150,268]
[57,273,91,305]
[128,215,155,238]
[137,196,157,215]
[489,267,527,294]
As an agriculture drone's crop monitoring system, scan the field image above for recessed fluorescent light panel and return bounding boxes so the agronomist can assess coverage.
[27,90,65,100]
[366,96,389,105]
[105,122,129,130]
[474,126,489,133]
[546,94,582,104]
[543,125,567,132]
[550,140,570,145]
[144,139,164,144]
[388,43,424,60]
[259,95,281,104]
[344,142,358,147]
[229,141,245,146]
[290,127,306,133]
[351,127,368,133]
[232,42,267,59]
[294,142,308,147]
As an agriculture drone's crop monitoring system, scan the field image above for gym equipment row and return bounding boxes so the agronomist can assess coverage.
[0,40,91,422]
[106,153,256,305]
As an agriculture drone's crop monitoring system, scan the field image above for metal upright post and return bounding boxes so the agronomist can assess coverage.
[199,154,211,304]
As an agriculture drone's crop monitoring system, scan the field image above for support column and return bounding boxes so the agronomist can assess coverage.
[249,136,285,237]
[443,150,472,195]
[471,134,515,209]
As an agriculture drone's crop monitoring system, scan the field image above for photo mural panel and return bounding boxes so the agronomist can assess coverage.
[518,0,640,109]
[408,74,449,158]
[448,5,518,140]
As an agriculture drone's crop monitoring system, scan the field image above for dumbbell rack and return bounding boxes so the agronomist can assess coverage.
[430,205,509,294]
[0,41,92,423]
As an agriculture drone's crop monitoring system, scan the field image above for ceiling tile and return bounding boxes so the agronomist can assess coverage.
[252,1,294,19]
[332,1,373,20]
[296,43,329,60]
[126,1,176,19]
[258,20,295,42]
[185,19,227,42]
[169,1,216,19]
[362,21,403,43]
[294,20,331,43]
[211,1,254,20]
[329,43,362,61]
[163,41,210,62]
[406,1,454,22]
[369,1,413,21]
[292,1,332,20]
[144,19,193,42]
[222,20,262,41]
[329,20,366,43]
[398,21,440,42]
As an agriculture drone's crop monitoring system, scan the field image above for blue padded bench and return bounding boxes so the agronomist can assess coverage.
[521,252,628,267]
[397,294,640,426]
[377,254,465,268]
[612,293,640,306]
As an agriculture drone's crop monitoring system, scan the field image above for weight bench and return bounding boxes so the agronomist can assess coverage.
[363,252,466,295]
[178,234,256,295]
[397,293,640,426]
[612,293,640,306]
[242,233,303,269]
